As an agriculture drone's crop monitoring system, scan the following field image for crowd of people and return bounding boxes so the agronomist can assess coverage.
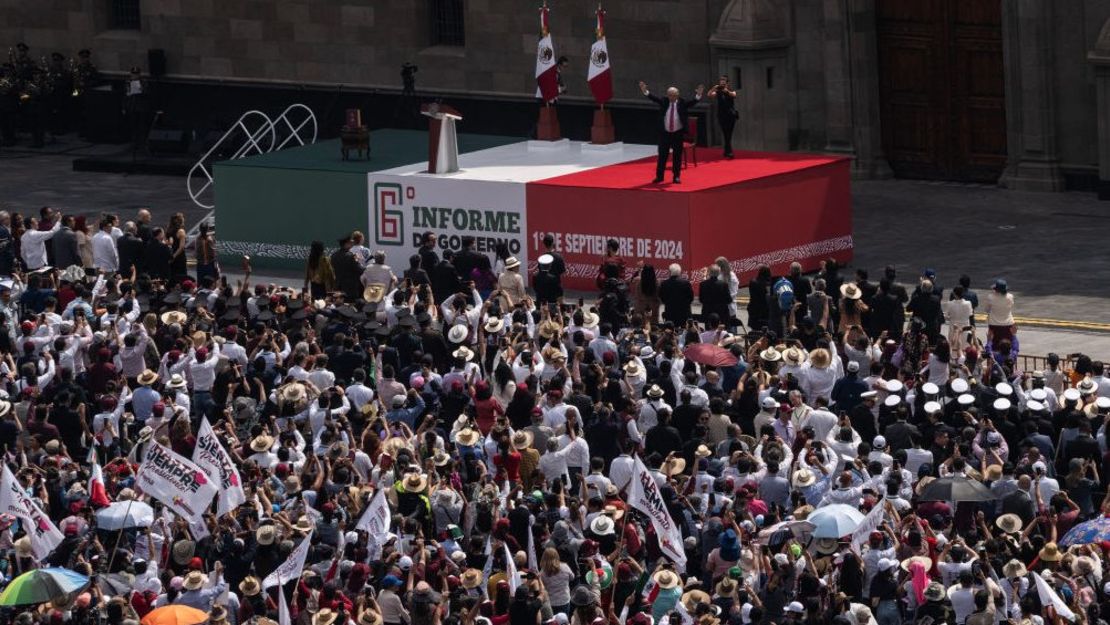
[0,214,1108,625]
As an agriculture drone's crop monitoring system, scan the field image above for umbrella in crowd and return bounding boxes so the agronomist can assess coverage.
[683,343,739,367]
[94,500,155,530]
[140,605,209,625]
[755,519,816,545]
[1060,516,1110,547]
[916,475,997,503]
[806,504,865,538]
[0,568,90,606]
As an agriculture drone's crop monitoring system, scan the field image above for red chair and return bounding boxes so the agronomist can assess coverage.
[682,116,699,168]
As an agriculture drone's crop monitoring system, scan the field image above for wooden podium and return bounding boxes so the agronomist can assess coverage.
[536,106,561,141]
[421,103,462,174]
[590,109,614,145]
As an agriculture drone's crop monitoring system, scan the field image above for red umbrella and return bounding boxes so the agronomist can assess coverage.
[683,343,738,367]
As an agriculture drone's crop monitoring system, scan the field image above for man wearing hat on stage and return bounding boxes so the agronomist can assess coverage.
[638,80,704,184]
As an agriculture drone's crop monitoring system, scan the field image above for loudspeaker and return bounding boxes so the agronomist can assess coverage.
[148,49,166,78]
[148,128,189,154]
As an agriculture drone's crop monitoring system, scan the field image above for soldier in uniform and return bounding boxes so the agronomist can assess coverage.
[12,43,35,82]
[123,66,149,154]
[73,49,99,138]
[20,64,47,148]
[46,52,71,138]
[0,57,17,146]
[12,43,45,147]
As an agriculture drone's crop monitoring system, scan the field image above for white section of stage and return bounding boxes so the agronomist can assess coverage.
[372,139,657,183]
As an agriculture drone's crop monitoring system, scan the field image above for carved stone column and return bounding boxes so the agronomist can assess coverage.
[999,0,1064,191]
[709,0,793,152]
[1087,19,1110,199]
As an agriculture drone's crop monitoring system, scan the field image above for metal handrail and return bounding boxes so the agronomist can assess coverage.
[187,110,275,209]
[273,103,318,151]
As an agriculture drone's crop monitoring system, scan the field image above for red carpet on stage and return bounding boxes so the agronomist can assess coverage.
[536,147,847,192]
[527,147,853,291]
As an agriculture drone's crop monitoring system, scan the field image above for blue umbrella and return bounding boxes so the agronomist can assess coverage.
[1059,516,1110,547]
[807,504,866,538]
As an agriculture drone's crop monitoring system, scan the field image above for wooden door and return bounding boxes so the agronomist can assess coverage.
[876,0,1006,182]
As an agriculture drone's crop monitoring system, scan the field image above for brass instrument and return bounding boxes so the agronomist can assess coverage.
[69,58,79,97]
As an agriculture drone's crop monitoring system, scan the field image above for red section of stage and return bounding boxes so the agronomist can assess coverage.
[526,148,853,291]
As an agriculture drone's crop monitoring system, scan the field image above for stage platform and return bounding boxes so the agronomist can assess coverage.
[215,129,520,267]
[215,129,852,286]
[528,147,853,290]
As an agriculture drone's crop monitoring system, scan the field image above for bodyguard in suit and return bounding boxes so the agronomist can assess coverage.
[639,80,704,184]
[52,215,81,269]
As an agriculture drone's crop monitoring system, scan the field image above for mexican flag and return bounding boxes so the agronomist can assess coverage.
[535,4,559,102]
[587,8,612,104]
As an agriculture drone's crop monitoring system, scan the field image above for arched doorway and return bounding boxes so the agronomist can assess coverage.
[876,0,1007,182]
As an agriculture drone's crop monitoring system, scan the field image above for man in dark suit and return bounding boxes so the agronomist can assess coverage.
[659,263,694,326]
[639,80,704,184]
[143,227,173,281]
[452,235,488,282]
[52,215,80,269]
[698,266,731,323]
[117,223,145,276]
[330,235,363,301]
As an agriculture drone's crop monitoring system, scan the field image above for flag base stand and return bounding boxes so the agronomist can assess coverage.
[590,109,615,145]
[536,107,562,141]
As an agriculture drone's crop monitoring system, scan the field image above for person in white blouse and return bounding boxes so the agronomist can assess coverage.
[984,279,1015,343]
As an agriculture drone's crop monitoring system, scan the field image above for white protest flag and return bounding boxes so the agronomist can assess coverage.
[526,515,538,571]
[850,498,887,551]
[504,542,520,594]
[482,535,494,580]
[356,488,391,559]
[1034,571,1077,622]
[193,418,246,517]
[0,465,63,560]
[135,442,218,531]
[278,585,292,625]
[264,530,314,589]
[356,488,390,535]
[625,456,687,571]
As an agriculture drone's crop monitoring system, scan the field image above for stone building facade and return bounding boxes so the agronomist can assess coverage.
[4,0,1110,193]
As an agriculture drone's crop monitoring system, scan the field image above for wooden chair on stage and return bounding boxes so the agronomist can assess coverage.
[682,116,699,168]
[340,109,369,160]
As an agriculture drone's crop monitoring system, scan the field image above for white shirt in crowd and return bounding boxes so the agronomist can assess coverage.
[20,220,61,270]
[92,229,119,272]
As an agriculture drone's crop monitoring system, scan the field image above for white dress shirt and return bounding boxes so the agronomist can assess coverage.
[188,342,221,392]
[91,230,119,272]
[20,220,61,270]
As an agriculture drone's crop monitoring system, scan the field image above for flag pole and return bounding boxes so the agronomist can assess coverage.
[543,0,550,108]
[105,495,137,572]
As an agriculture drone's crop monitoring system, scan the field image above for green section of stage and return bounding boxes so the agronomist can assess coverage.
[215,129,520,271]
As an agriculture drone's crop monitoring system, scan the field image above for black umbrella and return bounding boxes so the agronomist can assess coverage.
[917,475,996,502]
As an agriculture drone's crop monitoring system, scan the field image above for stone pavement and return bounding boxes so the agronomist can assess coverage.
[0,138,205,228]
[1,141,1109,357]
[851,179,1110,326]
